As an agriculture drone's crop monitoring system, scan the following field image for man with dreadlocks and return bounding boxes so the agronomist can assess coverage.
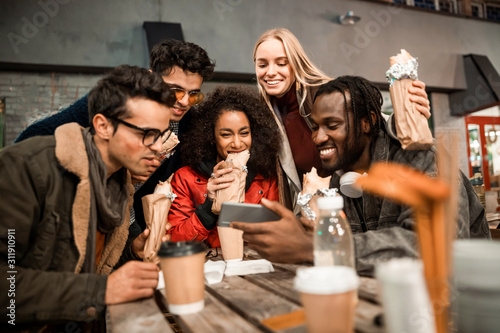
[232,76,490,276]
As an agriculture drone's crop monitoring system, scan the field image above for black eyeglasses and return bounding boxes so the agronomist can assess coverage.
[170,88,204,105]
[115,119,173,147]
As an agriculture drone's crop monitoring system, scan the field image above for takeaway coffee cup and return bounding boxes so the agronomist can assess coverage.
[217,226,244,262]
[294,266,359,333]
[452,240,500,333]
[375,258,435,333]
[158,241,206,315]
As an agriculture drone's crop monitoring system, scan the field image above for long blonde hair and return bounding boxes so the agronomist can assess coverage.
[253,28,332,116]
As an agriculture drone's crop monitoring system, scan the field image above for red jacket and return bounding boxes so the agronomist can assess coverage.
[168,166,279,247]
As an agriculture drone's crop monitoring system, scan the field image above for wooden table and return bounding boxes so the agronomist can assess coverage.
[107,250,385,333]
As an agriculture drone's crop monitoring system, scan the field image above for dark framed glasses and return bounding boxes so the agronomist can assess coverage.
[170,88,204,105]
[115,119,173,147]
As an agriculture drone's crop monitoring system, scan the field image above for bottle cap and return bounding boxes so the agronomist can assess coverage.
[317,196,343,210]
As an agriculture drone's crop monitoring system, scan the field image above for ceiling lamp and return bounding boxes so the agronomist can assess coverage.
[338,11,361,25]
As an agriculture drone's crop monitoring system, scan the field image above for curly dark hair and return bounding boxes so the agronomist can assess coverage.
[88,65,174,134]
[182,86,281,178]
[149,39,215,80]
[315,76,383,145]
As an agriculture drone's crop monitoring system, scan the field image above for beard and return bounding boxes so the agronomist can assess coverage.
[322,137,366,173]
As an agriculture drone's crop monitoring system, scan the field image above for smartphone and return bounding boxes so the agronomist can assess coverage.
[217,202,281,227]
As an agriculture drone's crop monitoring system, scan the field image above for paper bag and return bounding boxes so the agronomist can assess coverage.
[386,49,433,150]
[142,175,177,264]
[157,132,180,161]
[211,150,250,214]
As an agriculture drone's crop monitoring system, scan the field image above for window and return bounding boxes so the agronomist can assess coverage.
[413,0,438,10]
[465,107,500,190]
[471,2,486,17]
[380,1,497,23]
[439,0,458,13]
[486,2,500,21]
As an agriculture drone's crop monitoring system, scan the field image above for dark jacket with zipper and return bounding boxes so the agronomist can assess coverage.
[331,126,490,277]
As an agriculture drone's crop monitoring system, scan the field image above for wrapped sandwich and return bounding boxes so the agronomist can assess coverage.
[157,131,180,161]
[386,49,433,150]
[142,175,177,264]
[211,150,250,214]
[302,167,331,194]
[298,167,337,221]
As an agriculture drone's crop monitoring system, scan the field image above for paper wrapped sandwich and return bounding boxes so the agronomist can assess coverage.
[211,150,250,214]
[302,167,331,194]
[297,167,337,221]
[157,131,180,161]
[386,49,433,150]
[142,175,177,264]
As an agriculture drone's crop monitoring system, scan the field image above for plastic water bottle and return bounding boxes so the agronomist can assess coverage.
[314,196,355,268]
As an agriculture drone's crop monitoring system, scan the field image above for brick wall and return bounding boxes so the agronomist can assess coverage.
[0,72,102,145]
[0,72,258,147]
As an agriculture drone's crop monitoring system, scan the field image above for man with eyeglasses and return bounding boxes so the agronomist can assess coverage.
[0,65,174,330]
[15,39,215,232]
[114,118,174,148]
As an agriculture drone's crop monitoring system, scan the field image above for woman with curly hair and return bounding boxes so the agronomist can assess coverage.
[167,86,281,247]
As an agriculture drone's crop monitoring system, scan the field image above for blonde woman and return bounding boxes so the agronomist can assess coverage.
[253,28,431,211]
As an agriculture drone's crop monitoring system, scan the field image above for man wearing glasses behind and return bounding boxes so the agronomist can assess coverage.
[0,66,174,331]
[15,39,215,232]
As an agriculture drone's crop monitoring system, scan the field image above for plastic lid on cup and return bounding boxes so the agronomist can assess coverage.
[158,241,206,258]
[317,196,344,210]
[294,266,359,294]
